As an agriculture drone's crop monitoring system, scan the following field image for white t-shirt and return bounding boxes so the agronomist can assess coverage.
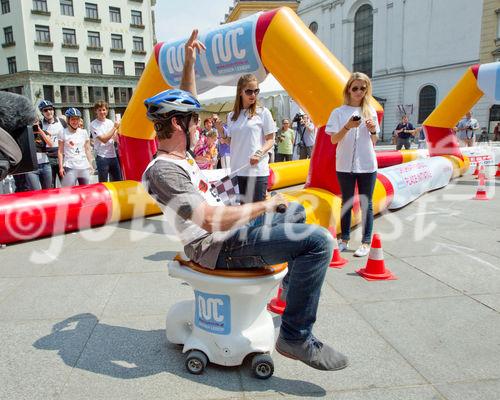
[226,106,276,177]
[90,118,117,158]
[58,128,90,169]
[36,118,64,164]
[325,104,379,173]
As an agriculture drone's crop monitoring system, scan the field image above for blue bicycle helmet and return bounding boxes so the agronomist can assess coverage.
[38,99,54,111]
[144,89,202,121]
[65,107,82,118]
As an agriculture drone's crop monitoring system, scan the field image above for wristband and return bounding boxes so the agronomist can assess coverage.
[254,149,264,159]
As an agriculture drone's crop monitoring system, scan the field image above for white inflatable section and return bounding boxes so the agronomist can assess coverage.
[380,157,454,209]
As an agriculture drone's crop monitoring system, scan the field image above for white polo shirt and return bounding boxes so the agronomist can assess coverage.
[325,105,379,173]
[226,107,276,177]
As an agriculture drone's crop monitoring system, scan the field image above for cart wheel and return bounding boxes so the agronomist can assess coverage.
[185,350,208,375]
[251,353,274,379]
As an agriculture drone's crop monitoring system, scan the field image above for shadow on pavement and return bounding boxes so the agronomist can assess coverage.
[33,313,326,396]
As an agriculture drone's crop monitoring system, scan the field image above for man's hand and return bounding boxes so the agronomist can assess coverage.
[184,29,206,66]
[267,193,289,212]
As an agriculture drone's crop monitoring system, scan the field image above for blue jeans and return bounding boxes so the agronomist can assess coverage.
[96,156,122,182]
[26,162,52,190]
[215,203,334,342]
[337,171,377,244]
[237,175,268,203]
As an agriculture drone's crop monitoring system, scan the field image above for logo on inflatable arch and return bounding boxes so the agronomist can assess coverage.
[203,14,260,77]
[194,290,231,335]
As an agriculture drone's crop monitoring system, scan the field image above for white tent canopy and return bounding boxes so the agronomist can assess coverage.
[198,74,286,105]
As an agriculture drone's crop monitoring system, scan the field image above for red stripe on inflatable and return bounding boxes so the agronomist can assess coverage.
[267,168,276,189]
[470,64,480,78]
[256,9,279,60]
[305,126,341,195]
[0,184,112,245]
[154,42,163,63]
[423,125,462,159]
[376,150,403,168]
[119,135,158,181]
[376,172,394,208]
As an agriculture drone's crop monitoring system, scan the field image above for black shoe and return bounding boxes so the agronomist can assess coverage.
[275,335,349,371]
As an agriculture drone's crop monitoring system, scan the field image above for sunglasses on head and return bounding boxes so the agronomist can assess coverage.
[244,88,260,96]
[350,86,367,93]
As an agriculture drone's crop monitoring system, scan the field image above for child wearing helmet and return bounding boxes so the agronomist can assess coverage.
[58,108,93,187]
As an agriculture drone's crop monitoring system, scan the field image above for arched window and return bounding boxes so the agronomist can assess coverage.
[418,85,437,123]
[353,4,373,77]
[308,21,318,34]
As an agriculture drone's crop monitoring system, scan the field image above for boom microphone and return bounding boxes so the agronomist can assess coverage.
[0,91,36,134]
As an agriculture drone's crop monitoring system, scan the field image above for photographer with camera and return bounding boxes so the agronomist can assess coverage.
[455,111,479,147]
[326,72,380,258]
[276,119,295,162]
[393,115,416,150]
[295,114,316,159]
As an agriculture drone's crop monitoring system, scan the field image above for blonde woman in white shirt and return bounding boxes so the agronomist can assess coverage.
[58,108,93,187]
[326,72,380,257]
[215,74,276,203]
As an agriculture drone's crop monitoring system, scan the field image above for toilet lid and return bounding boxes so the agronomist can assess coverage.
[174,254,288,278]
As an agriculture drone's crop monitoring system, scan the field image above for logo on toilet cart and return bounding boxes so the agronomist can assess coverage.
[194,290,231,335]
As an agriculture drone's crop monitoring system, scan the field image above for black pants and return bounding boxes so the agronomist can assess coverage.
[237,175,268,203]
[276,153,293,162]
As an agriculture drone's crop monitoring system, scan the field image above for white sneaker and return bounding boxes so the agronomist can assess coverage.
[338,240,349,252]
[353,244,370,257]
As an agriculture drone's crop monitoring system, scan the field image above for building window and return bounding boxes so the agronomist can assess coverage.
[111,34,123,50]
[61,86,82,103]
[135,62,145,76]
[133,36,144,52]
[87,31,101,48]
[114,87,132,104]
[418,85,437,124]
[113,61,125,75]
[1,0,10,14]
[35,25,51,44]
[62,28,77,45]
[7,56,16,74]
[131,10,142,26]
[308,21,318,34]
[39,55,53,72]
[3,26,13,45]
[33,0,48,12]
[43,85,54,102]
[353,4,373,77]
[109,6,121,23]
[89,86,108,103]
[65,57,79,73]
[60,0,73,16]
[85,2,98,19]
[90,59,102,74]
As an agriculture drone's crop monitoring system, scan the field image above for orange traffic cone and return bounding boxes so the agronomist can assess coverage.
[473,172,489,200]
[495,163,500,178]
[356,234,396,281]
[267,285,286,315]
[327,227,348,268]
[472,163,480,176]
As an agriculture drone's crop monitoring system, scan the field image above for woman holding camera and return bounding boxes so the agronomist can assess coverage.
[325,72,380,257]
[215,74,276,202]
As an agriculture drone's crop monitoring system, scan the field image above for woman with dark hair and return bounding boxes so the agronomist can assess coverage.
[215,74,276,203]
[326,72,380,257]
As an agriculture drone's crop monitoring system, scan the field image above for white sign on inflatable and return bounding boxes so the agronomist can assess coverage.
[157,13,267,93]
[380,157,454,209]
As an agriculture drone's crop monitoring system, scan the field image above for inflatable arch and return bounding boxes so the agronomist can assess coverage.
[1,7,499,244]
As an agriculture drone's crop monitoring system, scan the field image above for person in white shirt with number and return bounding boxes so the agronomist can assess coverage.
[326,72,380,258]
[89,101,122,182]
[215,74,276,203]
[58,108,93,187]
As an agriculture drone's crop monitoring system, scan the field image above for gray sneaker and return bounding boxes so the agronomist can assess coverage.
[275,335,349,371]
